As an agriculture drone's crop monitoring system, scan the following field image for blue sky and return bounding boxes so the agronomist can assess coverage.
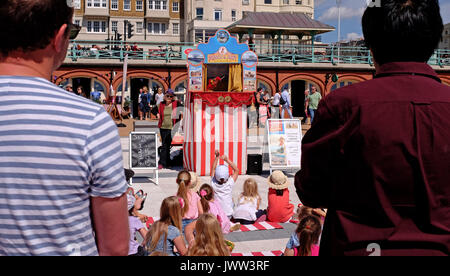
[314,0,450,44]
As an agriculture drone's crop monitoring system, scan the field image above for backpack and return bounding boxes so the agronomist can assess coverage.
[279,93,286,106]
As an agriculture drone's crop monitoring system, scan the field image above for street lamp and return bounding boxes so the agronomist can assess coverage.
[336,0,342,63]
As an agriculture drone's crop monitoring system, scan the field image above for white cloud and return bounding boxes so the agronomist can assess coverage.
[318,6,365,21]
[346,32,363,41]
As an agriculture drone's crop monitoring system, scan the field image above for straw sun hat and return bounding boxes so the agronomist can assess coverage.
[268,170,289,190]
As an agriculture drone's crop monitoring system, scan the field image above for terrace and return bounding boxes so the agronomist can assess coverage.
[66,40,450,67]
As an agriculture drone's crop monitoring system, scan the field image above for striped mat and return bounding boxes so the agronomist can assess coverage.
[146,217,283,232]
[231,250,283,257]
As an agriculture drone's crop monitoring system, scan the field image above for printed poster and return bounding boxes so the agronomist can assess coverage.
[187,49,205,92]
[189,65,203,92]
[267,119,302,168]
[242,51,258,92]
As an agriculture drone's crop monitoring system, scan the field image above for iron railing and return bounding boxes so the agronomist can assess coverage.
[67,40,450,67]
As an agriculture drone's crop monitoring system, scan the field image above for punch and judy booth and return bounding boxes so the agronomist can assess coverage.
[183,29,258,176]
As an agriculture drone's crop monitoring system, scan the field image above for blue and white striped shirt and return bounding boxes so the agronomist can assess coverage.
[0,76,128,256]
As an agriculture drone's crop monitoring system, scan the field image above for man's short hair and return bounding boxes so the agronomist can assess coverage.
[0,0,74,57]
[362,0,443,65]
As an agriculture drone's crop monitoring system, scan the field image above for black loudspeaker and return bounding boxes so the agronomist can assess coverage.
[247,154,262,175]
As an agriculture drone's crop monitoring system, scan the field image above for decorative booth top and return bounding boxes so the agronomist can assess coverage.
[187,29,258,95]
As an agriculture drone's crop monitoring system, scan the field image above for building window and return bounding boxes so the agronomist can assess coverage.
[87,20,106,33]
[111,0,118,10]
[136,22,143,34]
[147,22,167,35]
[242,0,250,5]
[87,0,107,8]
[283,0,289,4]
[295,0,302,4]
[172,1,179,12]
[148,0,167,10]
[173,23,179,35]
[214,9,222,21]
[74,0,81,9]
[136,0,143,11]
[196,8,204,20]
[124,0,131,10]
[111,21,118,32]
[231,10,237,21]
[264,0,272,4]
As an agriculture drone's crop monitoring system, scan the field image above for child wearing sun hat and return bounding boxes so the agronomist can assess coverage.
[267,170,294,223]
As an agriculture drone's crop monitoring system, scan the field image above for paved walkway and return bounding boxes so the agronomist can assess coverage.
[119,117,309,254]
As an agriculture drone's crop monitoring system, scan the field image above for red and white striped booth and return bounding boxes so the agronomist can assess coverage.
[183,92,253,176]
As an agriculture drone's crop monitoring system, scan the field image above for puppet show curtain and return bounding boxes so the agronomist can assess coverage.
[228,64,243,92]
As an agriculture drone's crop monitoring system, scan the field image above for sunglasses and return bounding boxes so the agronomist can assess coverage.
[166,95,174,98]
[67,23,81,40]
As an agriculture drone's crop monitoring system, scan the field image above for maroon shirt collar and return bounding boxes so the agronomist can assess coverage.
[375,62,441,83]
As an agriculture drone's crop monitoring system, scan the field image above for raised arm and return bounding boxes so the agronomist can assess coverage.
[222,155,239,183]
[211,150,220,177]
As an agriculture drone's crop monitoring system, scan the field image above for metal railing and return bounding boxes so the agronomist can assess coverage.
[66,40,450,67]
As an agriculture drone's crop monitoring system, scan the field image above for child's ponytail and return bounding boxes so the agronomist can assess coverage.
[296,215,321,256]
[176,170,191,216]
[198,184,214,213]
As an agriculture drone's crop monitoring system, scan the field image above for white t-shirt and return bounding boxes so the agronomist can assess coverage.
[272,93,281,106]
[233,196,259,221]
[211,177,235,217]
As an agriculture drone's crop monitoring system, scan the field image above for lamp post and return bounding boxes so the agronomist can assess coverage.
[336,0,342,63]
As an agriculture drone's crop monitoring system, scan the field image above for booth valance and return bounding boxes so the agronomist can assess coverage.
[190,92,254,107]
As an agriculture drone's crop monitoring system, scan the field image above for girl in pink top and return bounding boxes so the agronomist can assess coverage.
[284,215,322,256]
[176,171,203,232]
[198,184,241,234]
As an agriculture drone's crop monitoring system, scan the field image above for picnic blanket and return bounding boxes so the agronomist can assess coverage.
[146,217,283,232]
[231,250,283,256]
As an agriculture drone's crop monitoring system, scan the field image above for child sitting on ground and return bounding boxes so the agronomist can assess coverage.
[233,178,266,224]
[127,194,149,256]
[266,170,294,223]
[145,196,188,256]
[198,184,240,234]
[211,150,239,219]
[284,215,322,256]
[176,170,203,233]
[186,213,231,256]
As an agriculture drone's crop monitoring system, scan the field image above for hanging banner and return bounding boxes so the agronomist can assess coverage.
[242,51,258,92]
[189,65,203,92]
[187,50,205,92]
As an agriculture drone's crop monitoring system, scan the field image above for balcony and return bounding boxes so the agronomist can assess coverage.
[84,7,109,17]
[65,40,450,68]
[145,10,170,19]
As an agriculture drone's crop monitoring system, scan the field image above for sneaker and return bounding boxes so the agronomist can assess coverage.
[230,223,241,232]
[158,164,163,170]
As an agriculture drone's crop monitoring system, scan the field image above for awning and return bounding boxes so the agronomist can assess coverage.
[226,12,335,36]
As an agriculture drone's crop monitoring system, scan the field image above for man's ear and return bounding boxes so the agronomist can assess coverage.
[53,24,69,53]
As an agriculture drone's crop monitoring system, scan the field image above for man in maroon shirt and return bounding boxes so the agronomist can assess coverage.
[295,0,449,256]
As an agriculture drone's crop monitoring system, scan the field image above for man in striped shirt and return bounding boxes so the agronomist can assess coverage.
[0,0,129,255]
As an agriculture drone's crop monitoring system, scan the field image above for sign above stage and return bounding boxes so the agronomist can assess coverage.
[187,29,258,93]
[197,30,250,64]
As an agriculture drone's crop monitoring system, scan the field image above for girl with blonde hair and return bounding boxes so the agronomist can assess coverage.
[176,170,203,233]
[187,213,231,256]
[144,196,187,256]
[233,178,266,224]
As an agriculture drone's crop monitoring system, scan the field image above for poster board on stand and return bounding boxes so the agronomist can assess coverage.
[129,132,159,185]
[266,119,302,174]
